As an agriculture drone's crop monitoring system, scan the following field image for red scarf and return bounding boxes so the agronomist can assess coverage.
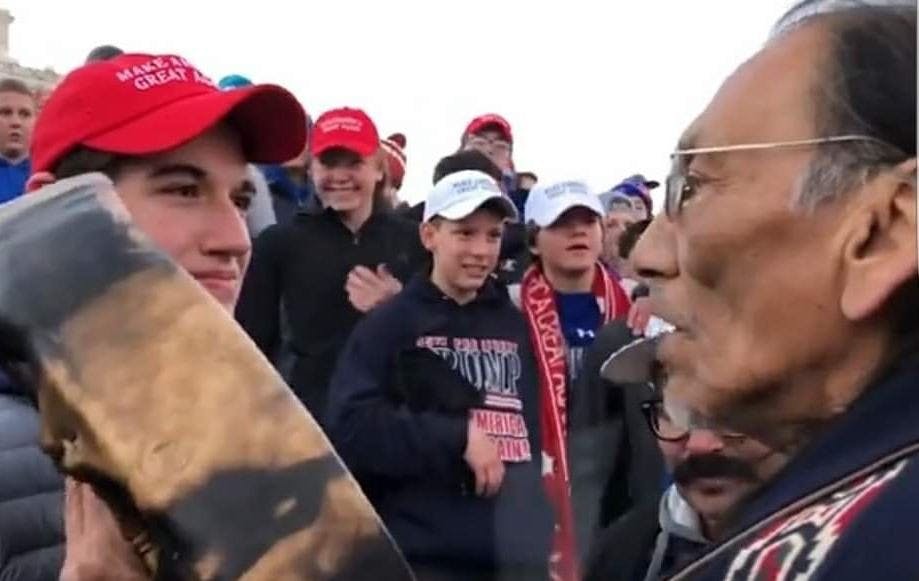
[521,263,629,581]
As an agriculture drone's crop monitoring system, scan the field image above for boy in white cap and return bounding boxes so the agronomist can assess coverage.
[326,170,552,580]
[519,180,632,580]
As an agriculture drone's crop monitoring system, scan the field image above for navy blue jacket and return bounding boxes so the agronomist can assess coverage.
[668,363,919,580]
[0,373,64,581]
[326,276,553,570]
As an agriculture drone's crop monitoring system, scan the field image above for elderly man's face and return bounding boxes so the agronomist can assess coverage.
[631,25,913,428]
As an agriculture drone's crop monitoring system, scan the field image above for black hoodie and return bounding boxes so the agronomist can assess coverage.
[235,204,426,418]
[325,276,553,572]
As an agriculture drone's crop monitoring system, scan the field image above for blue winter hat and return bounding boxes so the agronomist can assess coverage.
[218,74,253,91]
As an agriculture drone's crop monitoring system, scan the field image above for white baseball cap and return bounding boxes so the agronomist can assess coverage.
[524,180,605,227]
[423,170,518,222]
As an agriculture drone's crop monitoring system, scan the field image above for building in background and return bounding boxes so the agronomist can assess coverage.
[0,8,59,97]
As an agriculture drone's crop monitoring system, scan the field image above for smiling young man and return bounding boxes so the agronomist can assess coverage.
[631,3,918,579]
[326,170,552,581]
[236,107,426,419]
[9,52,306,580]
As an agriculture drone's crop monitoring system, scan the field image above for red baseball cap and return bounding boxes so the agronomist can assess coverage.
[464,114,513,144]
[310,108,380,158]
[31,53,307,175]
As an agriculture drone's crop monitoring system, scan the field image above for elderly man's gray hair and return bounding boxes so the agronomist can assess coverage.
[771,1,917,209]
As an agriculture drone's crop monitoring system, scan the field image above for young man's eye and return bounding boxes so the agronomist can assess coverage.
[162,184,199,198]
[233,193,253,212]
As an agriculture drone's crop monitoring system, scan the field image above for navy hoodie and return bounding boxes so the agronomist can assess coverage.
[667,362,919,581]
[326,275,553,571]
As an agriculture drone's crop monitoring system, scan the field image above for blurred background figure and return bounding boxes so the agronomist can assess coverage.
[598,191,638,279]
[0,78,35,203]
[84,44,123,63]
[381,132,407,209]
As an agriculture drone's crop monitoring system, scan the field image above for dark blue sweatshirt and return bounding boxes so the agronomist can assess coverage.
[326,275,553,571]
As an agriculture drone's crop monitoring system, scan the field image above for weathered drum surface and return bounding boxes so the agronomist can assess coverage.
[0,174,413,580]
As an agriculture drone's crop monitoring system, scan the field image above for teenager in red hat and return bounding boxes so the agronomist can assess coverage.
[461,114,514,177]
[18,52,307,579]
[461,114,532,285]
[236,107,426,419]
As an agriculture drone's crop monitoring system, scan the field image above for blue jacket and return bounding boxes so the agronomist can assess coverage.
[668,363,919,581]
[325,276,553,570]
[0,372,64,580]
[260,164,316,224]
[0,158,29,205]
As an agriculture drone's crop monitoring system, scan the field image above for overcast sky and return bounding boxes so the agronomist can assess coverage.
[8,0,794,205]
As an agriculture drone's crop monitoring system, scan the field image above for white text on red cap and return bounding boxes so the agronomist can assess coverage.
[115,56,216,92]
[318,116,364,134]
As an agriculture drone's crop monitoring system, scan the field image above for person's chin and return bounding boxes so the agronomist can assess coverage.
[196,279,239,312]
[327,199,360,212]
[559,259,596,276]
[684,481,743,517]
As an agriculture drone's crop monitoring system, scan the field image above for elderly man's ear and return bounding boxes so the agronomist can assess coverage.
[25,172,56,193]
[840,158,918,322]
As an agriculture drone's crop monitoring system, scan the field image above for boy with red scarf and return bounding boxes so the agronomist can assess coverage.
[520,180,631,580]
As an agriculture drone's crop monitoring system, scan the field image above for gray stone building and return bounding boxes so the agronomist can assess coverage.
[0,8,59,95]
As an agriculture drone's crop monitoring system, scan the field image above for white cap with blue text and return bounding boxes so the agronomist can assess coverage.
[423,170,519,222]
[525,180,605,227]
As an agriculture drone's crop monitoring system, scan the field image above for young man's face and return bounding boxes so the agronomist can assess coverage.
[536,207,603,277]
[0,90,36,161]
[464,128,512,172]
[310,148,384,213]
[602,208,636,266]
[421,208,504,298]
[113,124,253,311]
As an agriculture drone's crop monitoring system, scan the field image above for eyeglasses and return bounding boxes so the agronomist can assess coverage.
[466,136,512,156]
[640,399,747,443]
[665,134,898,218]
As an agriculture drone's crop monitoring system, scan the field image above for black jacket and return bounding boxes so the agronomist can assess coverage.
[0,374,64,581]
[584,488,709,581]
[584,501,660,581]
[325,276,553,571]
[568,320,664,562]
[235,205,426,418]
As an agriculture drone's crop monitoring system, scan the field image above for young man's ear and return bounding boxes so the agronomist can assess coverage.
[419,220,439,253]
[527,226,541,257]
[373,150,387,183]
[26,172,56,193]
